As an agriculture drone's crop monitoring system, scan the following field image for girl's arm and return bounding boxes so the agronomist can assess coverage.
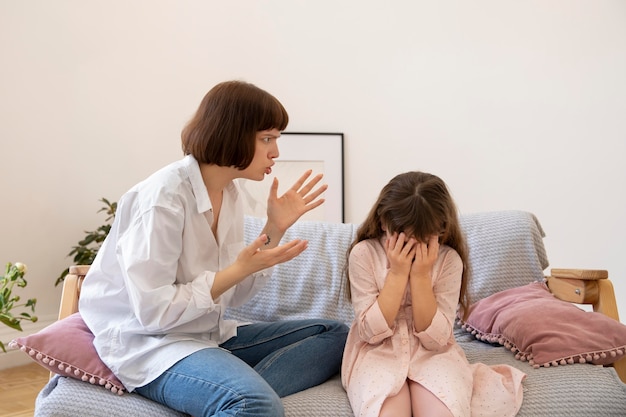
[378,270,409,328]
[378,232,415,327]
[349,233,416,341]
[409,235,439,332]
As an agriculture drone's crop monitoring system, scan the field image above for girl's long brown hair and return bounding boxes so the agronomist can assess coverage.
[346,171,471,319]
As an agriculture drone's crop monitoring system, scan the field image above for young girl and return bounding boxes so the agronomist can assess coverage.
[341,171,525,417]
[79,80,348,417]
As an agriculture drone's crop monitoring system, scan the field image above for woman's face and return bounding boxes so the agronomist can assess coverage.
[239,128,281,181]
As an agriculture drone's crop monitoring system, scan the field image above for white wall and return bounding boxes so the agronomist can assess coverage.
[1,1,625,366]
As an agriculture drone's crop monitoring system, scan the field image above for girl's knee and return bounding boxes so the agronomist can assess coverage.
[380,381,411,417]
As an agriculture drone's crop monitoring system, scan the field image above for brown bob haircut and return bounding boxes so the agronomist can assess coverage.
[181,80,289,169]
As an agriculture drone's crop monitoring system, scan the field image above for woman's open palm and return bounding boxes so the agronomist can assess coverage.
[266,170,327,231]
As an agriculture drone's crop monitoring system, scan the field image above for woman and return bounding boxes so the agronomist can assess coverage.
[79,80,349,417]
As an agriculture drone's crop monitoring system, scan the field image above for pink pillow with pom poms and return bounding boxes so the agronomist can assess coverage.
[9,312,125,395]
[458,281,626,368]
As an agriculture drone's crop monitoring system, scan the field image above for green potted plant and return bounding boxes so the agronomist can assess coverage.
[55,198,117,286]
[0,262,37,352]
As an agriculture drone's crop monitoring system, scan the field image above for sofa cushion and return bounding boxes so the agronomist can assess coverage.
[460,210,549,303]
[37,375,187,417]
[458,281,626,367]
[9,312,125,394]
[456,330,626,416]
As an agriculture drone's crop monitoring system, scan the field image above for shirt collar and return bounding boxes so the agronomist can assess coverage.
[183,155,239,215]
[184,155,212,214]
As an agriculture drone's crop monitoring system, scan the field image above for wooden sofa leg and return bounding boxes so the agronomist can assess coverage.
[593,279,626,384]
[613,357,626,384]
[549,271,626,384]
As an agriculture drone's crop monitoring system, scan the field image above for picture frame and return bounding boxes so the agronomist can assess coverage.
[238,132,344,223]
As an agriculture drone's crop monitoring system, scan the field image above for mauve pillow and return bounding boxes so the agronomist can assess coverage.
[458,281,626,368]
[9,312,125,394]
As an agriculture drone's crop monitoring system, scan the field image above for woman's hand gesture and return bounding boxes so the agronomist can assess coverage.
[211,234,309,299]
[237,234,309,275]
[266,170,327,233]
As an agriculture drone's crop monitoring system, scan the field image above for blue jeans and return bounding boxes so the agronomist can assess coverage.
[135,319,348,417]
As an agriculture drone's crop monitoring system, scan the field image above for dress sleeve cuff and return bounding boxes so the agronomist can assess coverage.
[362,302,394,344]
[415,311,451,351]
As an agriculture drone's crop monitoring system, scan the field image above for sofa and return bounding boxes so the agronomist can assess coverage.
[22,210,626,416]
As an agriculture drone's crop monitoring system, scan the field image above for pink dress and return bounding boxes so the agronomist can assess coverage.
[341,238,525,417]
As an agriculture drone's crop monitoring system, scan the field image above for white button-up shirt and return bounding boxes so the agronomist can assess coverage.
[79,155,271,391]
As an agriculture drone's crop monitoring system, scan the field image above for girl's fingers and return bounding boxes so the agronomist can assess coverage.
[387,232,418,267]
[387,233,398,252]
[427,235,439,258]
[414,236,439,262]
[394,233,405,250]
[401,238,416,256]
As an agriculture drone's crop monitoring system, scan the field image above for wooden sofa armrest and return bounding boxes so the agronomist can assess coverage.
[546,268,626,383]
[52,265,89,379]
[58,265,90,320]
[546,269,616,318]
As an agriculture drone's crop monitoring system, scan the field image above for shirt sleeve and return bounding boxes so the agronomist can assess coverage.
[115,202,221,334]
[348,242,394,344]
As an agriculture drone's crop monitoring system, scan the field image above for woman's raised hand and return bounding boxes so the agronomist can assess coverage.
[266,170,327,233]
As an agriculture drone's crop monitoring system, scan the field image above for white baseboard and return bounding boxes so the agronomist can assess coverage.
[0,314,56,370]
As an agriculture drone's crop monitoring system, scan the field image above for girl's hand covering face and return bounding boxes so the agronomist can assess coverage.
[385,232,417,277]
[410,235,440,279]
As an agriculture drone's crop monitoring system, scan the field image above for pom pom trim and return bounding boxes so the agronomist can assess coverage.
[8,340,125,395]
[457,319,626,369]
